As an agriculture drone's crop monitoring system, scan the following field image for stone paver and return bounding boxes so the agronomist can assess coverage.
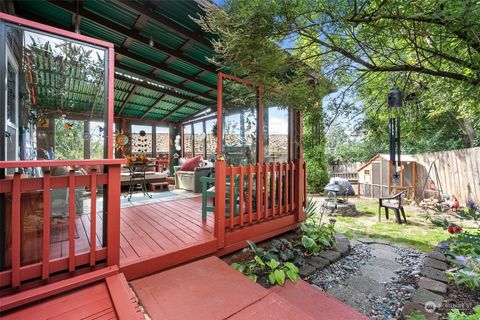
[319,250,342,263]
[370,247,400,261]
[359,264,398,283]
[328,286,373,315]
[423,257,448,271]
[347,275,387,297]
[427,251,447,262]
[307,256,330,269]
[418,277,447,294]
[421,266,448,283]
[368,257,402,271]
[411,288,444,308]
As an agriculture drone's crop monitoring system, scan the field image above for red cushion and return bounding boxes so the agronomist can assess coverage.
[179,155,203,172]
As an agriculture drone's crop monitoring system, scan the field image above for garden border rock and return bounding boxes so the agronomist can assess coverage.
[299,232,351,278]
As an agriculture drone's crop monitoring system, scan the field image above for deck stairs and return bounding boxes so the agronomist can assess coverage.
[1,256,367,319]
[131,256,367,320]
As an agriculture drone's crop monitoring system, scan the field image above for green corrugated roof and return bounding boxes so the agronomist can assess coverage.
[13,0,221,123]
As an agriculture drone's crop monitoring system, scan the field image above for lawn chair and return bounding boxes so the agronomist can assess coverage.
[201,176,215,221]
[378,191,407,224]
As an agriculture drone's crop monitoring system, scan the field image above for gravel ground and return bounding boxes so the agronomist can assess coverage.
[310,242,425,320]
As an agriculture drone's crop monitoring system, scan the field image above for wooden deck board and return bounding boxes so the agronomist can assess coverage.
[17,196,214,272]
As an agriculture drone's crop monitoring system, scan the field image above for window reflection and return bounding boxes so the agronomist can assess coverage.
[264,107,289,163]
[193,122,205,157]
[183,124,193,157]
[2,25,107,170]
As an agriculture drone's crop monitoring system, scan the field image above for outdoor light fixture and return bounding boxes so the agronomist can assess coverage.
[149,36,154,47]
[74,14,81,34]
[387,85,404,180]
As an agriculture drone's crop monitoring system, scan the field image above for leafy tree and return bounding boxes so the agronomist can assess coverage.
[195,0,480,153]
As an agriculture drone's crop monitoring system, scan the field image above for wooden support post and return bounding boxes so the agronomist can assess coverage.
[11,173,21,287]
[42,172,51,280]
[413,162,417,202]
[68,170,76,272]
[294,112,305,222]
[258,87,264,164]
[215,161,226,248]
[106,164,121,266]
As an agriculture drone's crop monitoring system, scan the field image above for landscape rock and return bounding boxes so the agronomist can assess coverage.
[306,256,330,269]
[423,257,448,271]
[299,265,316,278]
[335,241,350,257]
[319,250,342,263]
[411,288,444,308]
[359,264,398,283]
[418,277,447,294]
[401,302,439,320]
[421,266,448,283]
[427,251,447,262]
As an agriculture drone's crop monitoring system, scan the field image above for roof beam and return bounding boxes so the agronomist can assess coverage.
[117,86,137,116]
[115,63,215,101]
[140,93,166,119]
[115,47,216,91]
[14,7,217,97]
[157,101,190,122]
[118,0,213,48]
[115,72,212,107]
[179,108,211,123]
[47,1,217,74]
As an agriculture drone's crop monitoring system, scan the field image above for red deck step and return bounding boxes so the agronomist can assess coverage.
[270,279,368,320]
[0,272,143,320]
[131,256,367,320]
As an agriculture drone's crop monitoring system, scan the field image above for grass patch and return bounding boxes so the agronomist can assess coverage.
[311,196,450,252]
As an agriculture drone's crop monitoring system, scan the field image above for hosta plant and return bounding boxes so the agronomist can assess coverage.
[447,254,480,290]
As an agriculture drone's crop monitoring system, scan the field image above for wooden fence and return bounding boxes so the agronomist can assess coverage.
[413,147,480,204]
[0,160,123,290]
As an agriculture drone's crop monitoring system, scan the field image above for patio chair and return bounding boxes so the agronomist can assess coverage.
[200,176,241,222]
[378,191,407,224]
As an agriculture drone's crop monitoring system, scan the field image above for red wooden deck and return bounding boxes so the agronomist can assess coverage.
[1,272,143,319]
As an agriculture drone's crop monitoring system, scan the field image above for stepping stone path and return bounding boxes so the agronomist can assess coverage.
[310,238,425,319]
[403,244,450,319]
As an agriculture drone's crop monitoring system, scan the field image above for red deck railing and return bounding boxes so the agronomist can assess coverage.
[222,162,297,229]
[0,160,123,290]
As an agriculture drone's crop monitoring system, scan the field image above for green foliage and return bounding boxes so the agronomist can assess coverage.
[450,232,480,257]
[304,198,318,219]
[447,253,480,290]
[447,305,480,320]
[303,110,329,192]
[406,310,427,320]
[300,201,336,254]
[231,253,300,286]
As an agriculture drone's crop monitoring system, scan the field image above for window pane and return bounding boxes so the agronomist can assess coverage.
[193,122,205,157]
[264,107,289,163]
[156,126,169,155]
[205,119,217,160]
[4,26,107,162]
[131,125,152,156]
[183,124,193,157]
[222,80,258,166]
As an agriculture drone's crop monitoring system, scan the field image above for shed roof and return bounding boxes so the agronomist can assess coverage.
[12,0,219,123]
[357,153,416,172]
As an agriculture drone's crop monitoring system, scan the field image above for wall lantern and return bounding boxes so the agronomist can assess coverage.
[387,85,404,180]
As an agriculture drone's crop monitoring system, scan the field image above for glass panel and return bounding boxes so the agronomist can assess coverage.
[193,122,205,157]
[131,124,152,156]
[3,26,107,163]
[205,119,217,160]
[183,124,193,157]
[264,107,289,163]
[156,126,169,155]
[222,80,257,166]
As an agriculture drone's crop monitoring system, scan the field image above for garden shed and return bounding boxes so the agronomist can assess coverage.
[357,154,417,200]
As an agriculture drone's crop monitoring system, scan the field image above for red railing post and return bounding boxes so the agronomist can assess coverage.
[11,173,21,287]
[106,164,121,266]
[42,171,51,280]
[215,160,226,248]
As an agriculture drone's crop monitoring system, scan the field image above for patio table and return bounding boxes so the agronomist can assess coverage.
[124,164,157,201]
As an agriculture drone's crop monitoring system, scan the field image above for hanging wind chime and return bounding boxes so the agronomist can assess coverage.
[387,85,404,180]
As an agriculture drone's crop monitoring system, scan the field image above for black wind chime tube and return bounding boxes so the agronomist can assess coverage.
[387,85,404,179]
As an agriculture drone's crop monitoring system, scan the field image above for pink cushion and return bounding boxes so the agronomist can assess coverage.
[179,155,203,172]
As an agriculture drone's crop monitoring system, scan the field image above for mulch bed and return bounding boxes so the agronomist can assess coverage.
[437,281,480,318]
